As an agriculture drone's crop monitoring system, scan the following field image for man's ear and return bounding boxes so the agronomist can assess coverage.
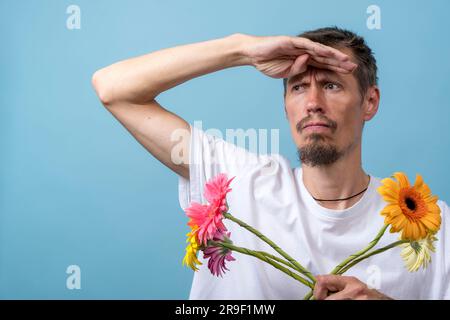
[362,85,380,121]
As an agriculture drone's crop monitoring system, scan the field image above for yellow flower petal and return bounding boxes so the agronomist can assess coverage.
[400,234,437,272]
[182,226,202,271]
[393,172,411,189]
[379,172,441,241]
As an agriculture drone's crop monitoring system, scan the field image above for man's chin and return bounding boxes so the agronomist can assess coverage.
[302,132,330,141]
[299,140,329,149]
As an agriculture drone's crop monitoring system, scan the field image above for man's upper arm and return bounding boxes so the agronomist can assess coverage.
[100,98,191,179]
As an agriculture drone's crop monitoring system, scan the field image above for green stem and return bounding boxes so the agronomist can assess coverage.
[330,224,389,275]
[211,241,314,290]
[303,224,390,300]
[302,238,408,300]
[303,291,314,300]
[224,212,316,283]
[254,250,300,271]
[338,240,408,275]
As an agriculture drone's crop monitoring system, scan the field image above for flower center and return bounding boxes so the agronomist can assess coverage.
[411,241,421,253]
[405,197,416,211]
[399,188,427,221]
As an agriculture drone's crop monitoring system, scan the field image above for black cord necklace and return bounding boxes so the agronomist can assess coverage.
[312,175,371,202]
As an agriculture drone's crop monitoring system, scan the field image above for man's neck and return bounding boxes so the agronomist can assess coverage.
[301,150,369,210]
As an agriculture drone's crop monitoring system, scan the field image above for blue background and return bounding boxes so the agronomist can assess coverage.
[1,0,449,299]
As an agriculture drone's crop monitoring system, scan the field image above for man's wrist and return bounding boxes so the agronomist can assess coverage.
[224,33,255,67]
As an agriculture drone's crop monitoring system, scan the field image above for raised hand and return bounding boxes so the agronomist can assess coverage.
[241,34,358,78]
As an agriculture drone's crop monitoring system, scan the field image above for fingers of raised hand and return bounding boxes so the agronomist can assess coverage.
[310,55,357,71]
[308,59,357,74]
[289,37,357,73]
[292,37,349,60]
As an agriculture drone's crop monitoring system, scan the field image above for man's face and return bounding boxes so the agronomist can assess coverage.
[284,51,366,167]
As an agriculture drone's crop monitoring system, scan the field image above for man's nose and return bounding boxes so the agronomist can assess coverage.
[305,83,325,114]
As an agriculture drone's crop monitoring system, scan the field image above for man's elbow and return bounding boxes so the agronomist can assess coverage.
[91,69,114,106]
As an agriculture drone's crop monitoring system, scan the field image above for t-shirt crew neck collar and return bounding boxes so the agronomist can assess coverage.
[297,167,376,220]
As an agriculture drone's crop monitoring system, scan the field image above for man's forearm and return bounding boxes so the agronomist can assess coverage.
[92,33,250,105]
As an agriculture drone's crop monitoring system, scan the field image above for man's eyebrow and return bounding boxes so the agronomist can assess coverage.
[287,73,307,85]
[287,71,345,86]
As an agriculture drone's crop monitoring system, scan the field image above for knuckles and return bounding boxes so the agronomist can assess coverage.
[347,284,367,298]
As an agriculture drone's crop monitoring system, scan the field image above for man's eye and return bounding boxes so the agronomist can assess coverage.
[292,83,340,92]
[325,82,340,90]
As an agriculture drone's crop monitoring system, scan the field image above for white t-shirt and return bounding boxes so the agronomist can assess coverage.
[178,125,450,300]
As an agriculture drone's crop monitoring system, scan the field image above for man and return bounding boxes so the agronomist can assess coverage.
[92,27,449,299]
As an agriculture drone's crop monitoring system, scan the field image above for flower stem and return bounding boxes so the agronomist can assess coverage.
[224,212,316,283]
[338,240,408,275]
[211,241,314,290]
[302,224,390,300]
[254,250,300,271]
[302,238,408,300]
[303,291,314,300]
[330,224,389,275]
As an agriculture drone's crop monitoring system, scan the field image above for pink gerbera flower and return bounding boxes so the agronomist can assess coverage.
[204,173,235,212]
[185,174,235,246]
[203,231,236,277]
[186,203,227,246]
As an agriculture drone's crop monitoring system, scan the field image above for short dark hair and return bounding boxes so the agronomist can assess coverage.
[283,26,378,99]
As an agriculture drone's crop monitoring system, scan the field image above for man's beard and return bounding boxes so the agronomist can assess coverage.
[297,133,344,167]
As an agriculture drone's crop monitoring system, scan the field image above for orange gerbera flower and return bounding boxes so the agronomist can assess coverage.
[377,172,441,241]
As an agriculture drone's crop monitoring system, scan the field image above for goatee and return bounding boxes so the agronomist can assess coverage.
[297,133,343,167]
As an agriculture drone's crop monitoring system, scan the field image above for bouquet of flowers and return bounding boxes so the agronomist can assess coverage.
[181,172,441,299]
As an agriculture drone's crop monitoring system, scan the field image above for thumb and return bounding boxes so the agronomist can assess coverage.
[288,54,309,77]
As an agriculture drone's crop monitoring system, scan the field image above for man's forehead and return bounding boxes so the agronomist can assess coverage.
[287,68,347,85]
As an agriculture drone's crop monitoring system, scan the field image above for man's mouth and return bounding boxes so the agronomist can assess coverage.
[296,118,336,134]
[302,121,331,132]
[303,122,330,129]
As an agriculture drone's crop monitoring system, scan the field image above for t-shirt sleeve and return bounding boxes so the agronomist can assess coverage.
[440,201,450,299]
[178,124,273,210]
